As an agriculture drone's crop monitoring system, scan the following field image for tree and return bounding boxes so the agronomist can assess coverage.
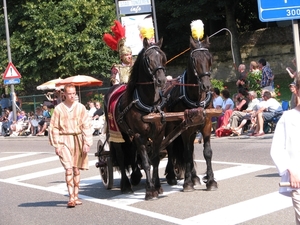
[1,0,118,94]
[155,0,270,74]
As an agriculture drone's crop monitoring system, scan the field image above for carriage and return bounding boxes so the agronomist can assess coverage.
[94,33,222,200]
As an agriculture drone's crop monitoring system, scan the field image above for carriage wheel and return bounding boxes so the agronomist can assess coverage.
[97,139,114,189]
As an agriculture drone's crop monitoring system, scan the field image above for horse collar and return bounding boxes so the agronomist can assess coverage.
[179,71,212,108]
[133,89,166,113]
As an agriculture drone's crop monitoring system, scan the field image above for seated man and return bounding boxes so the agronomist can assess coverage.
[251,91,282,136]
[229,90,260,135]
[92,101,104,135]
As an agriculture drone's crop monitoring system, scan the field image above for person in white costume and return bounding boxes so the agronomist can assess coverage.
[270,77,300,225]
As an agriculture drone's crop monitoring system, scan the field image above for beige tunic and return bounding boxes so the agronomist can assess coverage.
[48,102,93,170]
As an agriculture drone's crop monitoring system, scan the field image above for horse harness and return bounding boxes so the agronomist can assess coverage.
[116,45,168,137]
[166,47,213,110]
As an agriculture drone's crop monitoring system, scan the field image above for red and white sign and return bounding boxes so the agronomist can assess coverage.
[3,62,22,80]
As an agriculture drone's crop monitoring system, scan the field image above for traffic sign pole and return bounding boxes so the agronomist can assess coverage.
[3,0,17,121]
[292,20,300,78]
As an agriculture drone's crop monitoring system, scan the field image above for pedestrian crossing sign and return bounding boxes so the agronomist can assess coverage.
[3,62,22,80]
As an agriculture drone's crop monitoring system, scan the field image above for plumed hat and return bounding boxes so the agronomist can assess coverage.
[190,19,204,41]
[103,20,132,56]
[138,17,155,41]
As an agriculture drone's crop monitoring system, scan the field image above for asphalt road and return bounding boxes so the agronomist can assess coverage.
[0,133,295,225]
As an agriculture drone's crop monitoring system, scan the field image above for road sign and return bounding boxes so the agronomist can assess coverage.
[3,62,22,79]
[4,78,20,85]
[257,0,300,22]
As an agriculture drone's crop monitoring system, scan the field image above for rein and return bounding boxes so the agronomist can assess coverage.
[136,45,166,85]
[177,71,212,109]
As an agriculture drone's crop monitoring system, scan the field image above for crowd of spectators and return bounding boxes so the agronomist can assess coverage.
[0,90,105,137]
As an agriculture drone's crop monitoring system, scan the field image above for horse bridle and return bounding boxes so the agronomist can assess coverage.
[137,45,166,85]
[190,47,211,79]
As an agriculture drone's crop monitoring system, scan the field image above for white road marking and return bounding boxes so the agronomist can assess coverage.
[6,160,98,181]
[0,156,58,172]
[185,192,292,225]
[0,152,41,162]
[0,153,291,225]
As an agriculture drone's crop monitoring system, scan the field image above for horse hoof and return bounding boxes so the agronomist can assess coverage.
[183,184,194,192]
[145,190,159,200]
[193,184,203,190]
[121,187,134,194]
[192,176,201,186]
[206,180,218,191]
[156,186,163,194]
[167,178,177,186]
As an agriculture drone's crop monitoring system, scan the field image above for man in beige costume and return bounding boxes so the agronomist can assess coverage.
[49,84,93,207]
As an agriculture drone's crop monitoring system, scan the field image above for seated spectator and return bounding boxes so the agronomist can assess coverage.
[29,107,43,136]
[211,87,223,133]
[1,108,10,136]
[229,91,260,135]
[92,101,104,135]
[87,101,97,118]
[217,89,234,128]
[251,91,282,136]
[218,88,249,130]
[9,110,28,136]
[36,105,51,136]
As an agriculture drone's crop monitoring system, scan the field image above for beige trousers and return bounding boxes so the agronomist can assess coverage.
[291,190,300,225]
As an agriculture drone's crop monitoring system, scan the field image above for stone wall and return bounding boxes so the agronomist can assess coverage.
[166,25,297,82]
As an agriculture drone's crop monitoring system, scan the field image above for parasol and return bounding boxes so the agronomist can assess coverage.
[37,78,64,90]
[55,75,103,102]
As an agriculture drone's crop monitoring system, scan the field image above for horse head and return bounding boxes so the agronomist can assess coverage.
[189,36,212,92]
[143,38,167,89]
[126,38,167,111]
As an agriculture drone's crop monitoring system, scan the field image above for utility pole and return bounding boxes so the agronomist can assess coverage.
[3,0,17,120]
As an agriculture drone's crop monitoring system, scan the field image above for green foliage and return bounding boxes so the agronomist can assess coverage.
[1,0,117,95]
[211,79,225,91]
[247,71,262,96]
[91,93,104,104]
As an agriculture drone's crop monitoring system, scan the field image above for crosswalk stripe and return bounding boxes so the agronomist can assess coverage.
[0,152,290,225]
[0,152,40,162]
[0,156,58,172]
[5,160,98,181]
[185,192,292,225]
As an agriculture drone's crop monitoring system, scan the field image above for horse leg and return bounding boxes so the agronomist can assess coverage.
[165,143,177,185]
[135,134,158,200]
[182,134,195,192]
[191,166,202,190]
[202,135,218,191]
[112,143,133,193]
[152,147,163,194]
[130,154,142,186]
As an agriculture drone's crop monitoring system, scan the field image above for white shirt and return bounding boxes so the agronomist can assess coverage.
[247,98,260,111]
[270,109,300,194]
[213,96,223,108]
[88,107,97,117]
[265,98,282,112]
[221,98,234,111]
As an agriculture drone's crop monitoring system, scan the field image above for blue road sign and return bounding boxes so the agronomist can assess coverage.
[4,78,20,85]
[258,0,300,22]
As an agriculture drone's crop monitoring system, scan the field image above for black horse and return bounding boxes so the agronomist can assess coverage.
[104,38,167,200]
[164,36,218,191]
